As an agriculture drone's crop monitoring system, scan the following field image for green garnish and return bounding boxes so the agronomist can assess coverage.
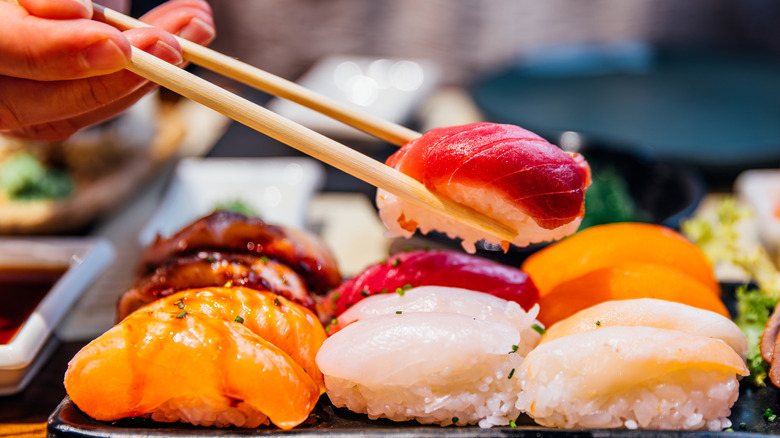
[739,422,747,429]
[213,199,257,217]
[531,324,546,335]
[235,315,245,324]
[331,318,338,326]
[204,255,217,263]
[331,293,341,303]
[260,256,269,264]
[175,299,185,309]
[507,368,515,379]
[274,297,281,307]
[176,311,187,319]
[396,311,402,314]
[391,258,401,267]
[509,345,519,354]
[380,288,388,294]
[360,290,370,297]
[223,280,233,288]
[683,197,780,387]
[395,288,405,296]
[595,320,601,327]
[451,417,459,424]
[765,408,776,422]
[724,428,733,432]
[0,152,73,200]
[509,420,517,428]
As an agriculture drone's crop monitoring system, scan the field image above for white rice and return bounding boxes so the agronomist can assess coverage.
[377,184,580,253]
[324,351,525,428]
[149,394,270,428]
[517,368,739,431]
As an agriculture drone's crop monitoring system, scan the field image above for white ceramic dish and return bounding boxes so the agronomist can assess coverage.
[139,157,325,246]
[0,237,114,395]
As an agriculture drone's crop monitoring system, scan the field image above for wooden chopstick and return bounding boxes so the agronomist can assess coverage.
[93,4,421,146]
[124,47,517,242]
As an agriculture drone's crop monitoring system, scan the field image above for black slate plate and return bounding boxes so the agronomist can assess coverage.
[48,284,779,437]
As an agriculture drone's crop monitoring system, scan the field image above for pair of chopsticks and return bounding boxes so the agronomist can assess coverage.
[93,5,517,243]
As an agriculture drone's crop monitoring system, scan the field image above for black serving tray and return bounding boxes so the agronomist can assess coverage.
[47,285,780,437]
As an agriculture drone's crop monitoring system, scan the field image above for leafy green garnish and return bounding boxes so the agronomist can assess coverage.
[0,153,73,200]
[682,197,780,386]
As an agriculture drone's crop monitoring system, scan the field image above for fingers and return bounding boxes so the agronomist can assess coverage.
[140,0,215,45]
[0,2,130,80]
[15,0,92,20]
[0,28,182,135]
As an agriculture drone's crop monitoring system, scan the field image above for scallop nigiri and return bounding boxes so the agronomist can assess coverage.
[65,310,321,429]
[516,326,748,431]
[332,285,541,352]
[542,298,747,359]
[316,312,529,428]
[377,123,591,252]
[138,286,328,390]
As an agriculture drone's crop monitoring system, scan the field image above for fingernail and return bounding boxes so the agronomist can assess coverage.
[80,39,127,70]
[177,17,215,43]
[73,0,93,16]
[148,40,183,65]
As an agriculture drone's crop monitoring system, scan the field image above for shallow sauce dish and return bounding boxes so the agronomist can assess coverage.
[0,238,113,395]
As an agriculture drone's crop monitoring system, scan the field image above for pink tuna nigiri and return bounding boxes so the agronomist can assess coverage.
[377,123,591,253]
[317,249,538,323]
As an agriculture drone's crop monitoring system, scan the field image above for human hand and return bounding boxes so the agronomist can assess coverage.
[0,0,215,141]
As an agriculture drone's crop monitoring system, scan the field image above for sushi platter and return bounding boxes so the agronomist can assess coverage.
[3,6,776,436]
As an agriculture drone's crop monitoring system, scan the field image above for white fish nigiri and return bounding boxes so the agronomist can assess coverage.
[317,312,527,428]
[516,326,748,431]
[334,286,541,351]
[542,298,747,360]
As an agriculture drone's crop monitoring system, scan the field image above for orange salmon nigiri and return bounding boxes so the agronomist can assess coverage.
[140,287,327,391]
[65,310,320,430]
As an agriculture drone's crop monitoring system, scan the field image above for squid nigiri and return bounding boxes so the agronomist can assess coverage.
[65,310,321,429]
[377,123,591,253]
[516,326,748,431]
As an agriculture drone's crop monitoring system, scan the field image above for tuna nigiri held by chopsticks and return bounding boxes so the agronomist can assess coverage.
[377,123,591,253]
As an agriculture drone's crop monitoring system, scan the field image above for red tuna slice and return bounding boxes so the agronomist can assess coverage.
[317,249,538,323]
[388,123,590,230]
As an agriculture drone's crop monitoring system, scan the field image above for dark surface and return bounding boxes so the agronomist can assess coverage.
[44,284,780,437]
[471,48,780,179]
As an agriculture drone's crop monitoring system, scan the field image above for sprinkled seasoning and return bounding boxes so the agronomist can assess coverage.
[596,320,601,327]
[174,298,185,309]
[234,315,245,324]
[274,297,281,307]
[176,311,187,319]
[531,324,546,335]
